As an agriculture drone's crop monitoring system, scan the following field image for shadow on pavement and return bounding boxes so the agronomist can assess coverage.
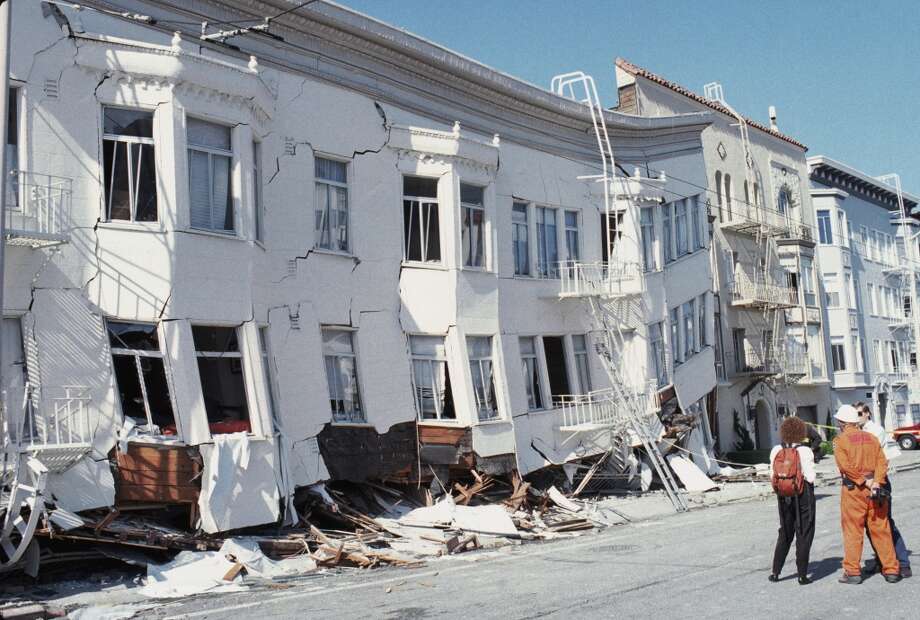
[808,556,843,581]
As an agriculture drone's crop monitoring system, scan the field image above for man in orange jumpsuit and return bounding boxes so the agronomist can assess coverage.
[833,404,901,584]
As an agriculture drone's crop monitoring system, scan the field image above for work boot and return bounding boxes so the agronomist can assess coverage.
[838,574,863,585]
[797,575,812,585]
[884,573,903,583]
[901,565,912,578]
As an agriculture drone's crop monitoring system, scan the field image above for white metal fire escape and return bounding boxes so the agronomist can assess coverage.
[703,83,802,399]
[877,174,920,392]
[551,71,687,512]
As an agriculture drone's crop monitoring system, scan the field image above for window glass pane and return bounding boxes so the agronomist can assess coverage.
[108,321,160,350]
[212,154,233,231]
[103,107,153,138]
[188,150,212,229]
[460,184,484,204]
[134,143,158,222]
[192,326,240,353]
[425,202,441,261]
[112,354,146,423]
[104,141,131,220]
[322,329,354,355]
[410,335,445,357]
[315,157,346,183]
[197,357,251,430]
[334,186,349,251]
[468,336,491,358]
[142,357,175,427]
[512,203,529,275]
[187,118,231,150]
[413,359,437,419]
[403,176,438,198]
[315,184,331,248]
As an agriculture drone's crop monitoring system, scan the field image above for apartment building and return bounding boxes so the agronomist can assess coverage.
[615,59,833,452]
[808,157,920,430]
[1,0,717,546]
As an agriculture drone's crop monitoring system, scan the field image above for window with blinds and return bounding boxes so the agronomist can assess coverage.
[187,118,234,234]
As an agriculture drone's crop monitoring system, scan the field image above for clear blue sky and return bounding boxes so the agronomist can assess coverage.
[341,0,920,192]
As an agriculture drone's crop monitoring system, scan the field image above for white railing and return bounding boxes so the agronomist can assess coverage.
[722,202,809,240]
[557,387,653,430]
[1,384,91,450]
[889,370,912,385]
[4,170,73,247]
[730,269,798,307]
[559,260,643,298]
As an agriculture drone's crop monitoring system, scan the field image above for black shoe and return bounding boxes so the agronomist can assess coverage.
[901,566,912,578]
[884,573,902,583]
[864,558,881,574]
[798,576,812,585]
[768,574,779,582]
[838,574,863,585]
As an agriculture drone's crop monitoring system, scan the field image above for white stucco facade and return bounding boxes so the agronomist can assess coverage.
[1,0,719,532]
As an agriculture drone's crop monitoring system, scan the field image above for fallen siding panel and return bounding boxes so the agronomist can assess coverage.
[317,421,417,482]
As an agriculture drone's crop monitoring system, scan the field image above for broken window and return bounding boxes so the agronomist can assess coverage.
[461,184,485,268]
[6,88,18,208]
[315,157,349,252]
[572,334,591,394]
[403,176,440,263]
[253,140,264,243]
[188,118,234,234]
[542,336,570,403]
[102,107,158,222]
[409,335,455,421]
[467,336,498,420]
[519,336,543,411]
[322,328,364,423]
[535,206,557,278]
[512,202,530,276]
[107,320,176,431]
[192,325,251,433]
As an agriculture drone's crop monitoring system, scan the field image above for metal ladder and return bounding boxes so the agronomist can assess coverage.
[592,297,688,512]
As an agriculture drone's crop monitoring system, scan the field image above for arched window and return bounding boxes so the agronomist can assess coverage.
[724,174,733,221]
[714,171,723,222]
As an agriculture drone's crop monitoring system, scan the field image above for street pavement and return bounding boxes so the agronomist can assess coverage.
[134,463,920,619]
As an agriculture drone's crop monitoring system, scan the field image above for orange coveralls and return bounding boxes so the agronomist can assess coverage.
[834,425,899,576]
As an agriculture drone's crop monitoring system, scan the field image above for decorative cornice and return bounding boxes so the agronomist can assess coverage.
[388,123,499,173]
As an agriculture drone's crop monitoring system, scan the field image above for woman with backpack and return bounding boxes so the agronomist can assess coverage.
[769,415,817,585]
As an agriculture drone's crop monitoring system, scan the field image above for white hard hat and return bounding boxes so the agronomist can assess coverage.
[835,405,860,424]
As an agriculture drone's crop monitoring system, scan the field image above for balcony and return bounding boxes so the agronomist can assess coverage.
[730,270,798,309]
[1,384,92,473]
[559,261,644,299]
[556,386,655,436]
[889,370,912,386]
[720,204,806,240]
[3,170,73,248]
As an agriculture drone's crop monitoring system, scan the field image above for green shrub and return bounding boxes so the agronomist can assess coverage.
[820,440,834,456]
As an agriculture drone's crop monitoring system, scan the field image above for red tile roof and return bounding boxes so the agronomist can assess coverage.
[615,58,807,151]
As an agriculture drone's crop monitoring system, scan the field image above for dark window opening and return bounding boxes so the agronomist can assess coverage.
[543,336,571,403]
[107,320,176,431]
[192,326,251,434]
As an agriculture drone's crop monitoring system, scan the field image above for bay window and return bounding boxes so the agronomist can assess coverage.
[103,107,158,222]
[108,320,175,431]
[188,118,234,233]
[409,335,455,421]
[192,325,251,433]
[403,176,440,263]
[467,336,498,420]
[461,184,485,267]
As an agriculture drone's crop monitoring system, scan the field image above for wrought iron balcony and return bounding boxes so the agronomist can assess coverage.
[558,261,644,299]
[4,170,73,248]
[1,384,92,473]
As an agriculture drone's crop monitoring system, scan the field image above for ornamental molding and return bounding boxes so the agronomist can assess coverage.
[388,123,499,173]
[72,31,275,124]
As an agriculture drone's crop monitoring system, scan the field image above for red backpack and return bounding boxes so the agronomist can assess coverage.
[772,447,804,497]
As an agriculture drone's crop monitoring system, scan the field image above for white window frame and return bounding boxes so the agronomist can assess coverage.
[253,140,264,243]
[258,326,279,423]
[315,156,350,253]
[535,206,558,279]
[321,327,365,424]
[682,299,695,359]
[564,209,580,263]
[675,199,689,257]
[649,321,667,387]
[102,105,158,223]
[519,336,545,411]
[830,338,847,372]
[402,176,441,264]
[460,183,486,269]
[572,334,591,394]
[107,320,174,430]
[663,203,674,263]
[409,334,455,422]
[670,307,682,366]
[816,210,832,245]
[640,207,657,271]
[467,335,499,421]
[512,202,530,276]
[187,118,235,234]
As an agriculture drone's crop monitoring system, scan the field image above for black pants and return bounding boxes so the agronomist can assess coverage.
[772,482,816,577]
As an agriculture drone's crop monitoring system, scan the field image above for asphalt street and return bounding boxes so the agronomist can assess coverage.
[138,466,920,619]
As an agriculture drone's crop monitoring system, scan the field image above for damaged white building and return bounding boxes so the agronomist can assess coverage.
[2,0,727,565]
